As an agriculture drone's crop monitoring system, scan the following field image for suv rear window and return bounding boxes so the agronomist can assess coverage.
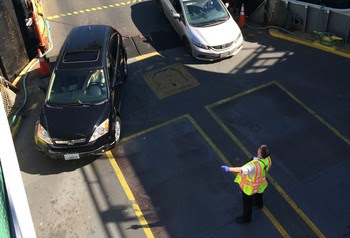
[63,51,99,63]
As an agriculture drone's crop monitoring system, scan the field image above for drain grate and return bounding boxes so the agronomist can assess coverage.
[143,63,199,99]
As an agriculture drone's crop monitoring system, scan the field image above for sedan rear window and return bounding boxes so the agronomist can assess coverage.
[63,51,99,63]
[46,68,108,104]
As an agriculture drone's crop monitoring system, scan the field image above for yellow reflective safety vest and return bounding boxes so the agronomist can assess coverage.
[234,156,272,195]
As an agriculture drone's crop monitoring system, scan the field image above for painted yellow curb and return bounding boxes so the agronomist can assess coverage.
[10,115,22,138]
[12,58,38,87]
[269,29,350,59]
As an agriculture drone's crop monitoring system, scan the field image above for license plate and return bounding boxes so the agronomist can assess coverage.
[64,153,80,160]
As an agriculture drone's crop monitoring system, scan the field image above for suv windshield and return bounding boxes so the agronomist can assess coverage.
[183,0,229,27]
[46,68,108,105]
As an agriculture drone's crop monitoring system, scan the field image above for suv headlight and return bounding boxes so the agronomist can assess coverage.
[192,39,208,49]
[89,119,109,142]
[36,123,53,144]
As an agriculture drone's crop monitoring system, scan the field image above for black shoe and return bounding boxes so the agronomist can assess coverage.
[235,216,251,224]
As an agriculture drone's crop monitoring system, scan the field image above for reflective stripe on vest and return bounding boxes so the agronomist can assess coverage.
[234,157,271,195]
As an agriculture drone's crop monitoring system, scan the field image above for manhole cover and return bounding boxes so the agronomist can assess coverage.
[143,63,199,99]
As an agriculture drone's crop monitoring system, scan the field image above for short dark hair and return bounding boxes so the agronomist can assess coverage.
[260,145,270,158]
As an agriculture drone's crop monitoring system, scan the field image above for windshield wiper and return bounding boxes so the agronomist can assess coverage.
[61,99,108,108]
[199,18,228,27]
[47,98,107,108]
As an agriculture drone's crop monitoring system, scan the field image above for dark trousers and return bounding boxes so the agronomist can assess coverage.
[242,192,263,218]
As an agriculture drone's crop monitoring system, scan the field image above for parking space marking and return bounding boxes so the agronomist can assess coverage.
[275,81,350,145]
[114,114,290,237]
[127,52,161,64]
[106,151,154,238]
[46,0,144,20]
[205,81,328,238]
[121,115,186,143]
[185,114,291,238]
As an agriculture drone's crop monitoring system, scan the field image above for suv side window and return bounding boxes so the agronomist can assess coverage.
[107,34,118,82]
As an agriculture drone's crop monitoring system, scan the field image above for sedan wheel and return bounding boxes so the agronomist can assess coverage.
[115,116,121,142]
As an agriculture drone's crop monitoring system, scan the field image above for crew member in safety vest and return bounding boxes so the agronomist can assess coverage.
[221,144,272,223]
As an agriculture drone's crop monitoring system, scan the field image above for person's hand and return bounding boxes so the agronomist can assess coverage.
[221,165,230,172]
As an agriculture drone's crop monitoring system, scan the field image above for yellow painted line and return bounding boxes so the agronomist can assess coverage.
[12,58,38,86]
[106,151,154,238]
[269,29,350,59]
[185,115,231,166]
[206,82,327,238]
[262,207,291,238]
[121,115,186,143]
[47,0,142,19]
[207,81,274,109]
[10,115,22,139]
[186,114,290,238]
[115,113,289,237]
[128,52,161,64]
[274,81,350,145]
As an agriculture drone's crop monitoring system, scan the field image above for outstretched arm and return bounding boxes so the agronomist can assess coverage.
[221,165,242,173]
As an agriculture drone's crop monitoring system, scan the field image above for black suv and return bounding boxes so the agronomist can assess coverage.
[35,25,127,159]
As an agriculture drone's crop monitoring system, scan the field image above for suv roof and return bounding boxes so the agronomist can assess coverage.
[57,25,113,70]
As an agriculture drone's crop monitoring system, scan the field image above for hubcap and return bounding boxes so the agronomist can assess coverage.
[115,120,121,141]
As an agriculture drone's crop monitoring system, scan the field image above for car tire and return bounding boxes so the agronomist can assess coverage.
[183,37,192,56]
[114,116,121,143]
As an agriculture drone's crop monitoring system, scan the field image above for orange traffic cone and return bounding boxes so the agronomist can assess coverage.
[238,3,245,28]
[37,48,50,77]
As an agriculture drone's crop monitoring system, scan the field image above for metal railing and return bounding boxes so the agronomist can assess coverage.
[281,0,350,42]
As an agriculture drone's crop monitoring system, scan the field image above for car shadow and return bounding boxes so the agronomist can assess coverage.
[130,0,244,64]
